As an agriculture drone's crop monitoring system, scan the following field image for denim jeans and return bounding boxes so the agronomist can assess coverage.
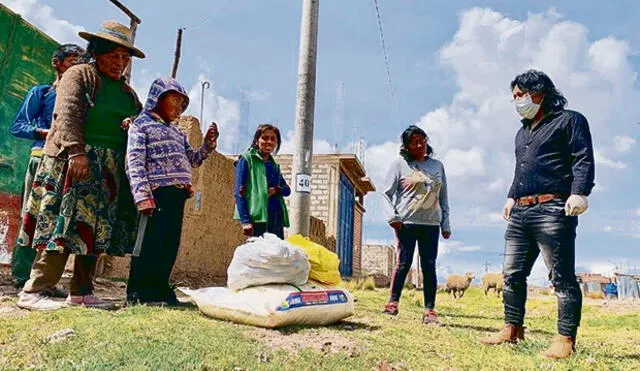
[389,224,440,309]
[503,198,582,337]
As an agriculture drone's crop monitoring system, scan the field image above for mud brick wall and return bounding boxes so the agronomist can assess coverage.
[100,116,244,286]
[362,244,396,277]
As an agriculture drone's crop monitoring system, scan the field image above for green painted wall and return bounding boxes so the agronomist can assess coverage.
[0,4,59,195]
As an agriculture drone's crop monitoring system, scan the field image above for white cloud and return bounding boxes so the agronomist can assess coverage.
[278,130,334,156]
[4,0,84,44]
[613,135,636,153]
[130,69,162,99]
[603,226,613,233]
[185,74,241,154]
[636,209,640,217]
[486,178,506,192]
[594,150,628,169]
[441,147,486,178]
[242,88,272,102]
[438,240,483,256]
[360,7,638,240]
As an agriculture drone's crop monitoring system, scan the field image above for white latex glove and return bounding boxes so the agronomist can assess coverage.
[502,198,516,221]
[565,195,589,216]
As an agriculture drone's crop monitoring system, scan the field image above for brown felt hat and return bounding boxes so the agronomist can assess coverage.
[79,20,145,58]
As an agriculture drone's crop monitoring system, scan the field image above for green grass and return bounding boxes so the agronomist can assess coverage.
[1,287,639,370]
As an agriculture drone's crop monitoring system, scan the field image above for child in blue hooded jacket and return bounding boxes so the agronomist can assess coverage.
[126,77,218,305]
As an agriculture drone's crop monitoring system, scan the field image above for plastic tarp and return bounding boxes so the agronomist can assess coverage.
[0,4,58,195]
[617,276,640,300]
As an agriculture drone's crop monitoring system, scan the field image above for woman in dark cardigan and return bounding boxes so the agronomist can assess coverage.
[16,21,144,311]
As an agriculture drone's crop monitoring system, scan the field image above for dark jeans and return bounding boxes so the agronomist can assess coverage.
[389,224,440,309]
[252,211,285,239]
[503,199,582,337]
[127,187,188,302]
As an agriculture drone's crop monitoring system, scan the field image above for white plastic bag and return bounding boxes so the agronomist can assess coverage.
[178,283,355,328]
[227,233,310,291]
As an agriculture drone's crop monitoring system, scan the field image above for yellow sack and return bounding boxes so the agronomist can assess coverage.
[287,234,342,286]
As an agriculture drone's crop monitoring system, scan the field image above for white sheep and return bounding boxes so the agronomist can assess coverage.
[482,273,504,297]
[445,272,475,299]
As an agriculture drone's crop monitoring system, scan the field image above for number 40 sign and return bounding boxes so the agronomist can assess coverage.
[295,173,312,193]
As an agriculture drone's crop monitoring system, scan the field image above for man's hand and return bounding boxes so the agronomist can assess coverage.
[565,195,588,216]
[69,154,90,180]
[442,231,451,239]
[205,122,219,150]
[242,223,254,237]
[136,199,156,215]
[502,198,516,221]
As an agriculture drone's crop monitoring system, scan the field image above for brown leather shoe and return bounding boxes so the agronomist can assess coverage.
[540,335,576,360]
[479,324,525,345]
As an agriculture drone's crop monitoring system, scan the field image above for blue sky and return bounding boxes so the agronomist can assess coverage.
[6,0,640,283]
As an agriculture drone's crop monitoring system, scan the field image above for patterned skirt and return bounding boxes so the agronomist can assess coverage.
[17,146,137,256]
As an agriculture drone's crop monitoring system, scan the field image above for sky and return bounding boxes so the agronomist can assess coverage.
[5,0,640,284]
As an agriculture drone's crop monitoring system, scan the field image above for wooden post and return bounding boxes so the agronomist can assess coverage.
[108,0,142,82]
[171,28,184,78]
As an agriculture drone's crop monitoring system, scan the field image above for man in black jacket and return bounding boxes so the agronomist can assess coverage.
[480,70,595,360]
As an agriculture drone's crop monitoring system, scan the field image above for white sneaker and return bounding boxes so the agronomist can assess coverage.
[16,292,68,311]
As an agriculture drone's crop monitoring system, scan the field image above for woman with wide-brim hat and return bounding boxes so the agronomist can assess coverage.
[16,21,145,311]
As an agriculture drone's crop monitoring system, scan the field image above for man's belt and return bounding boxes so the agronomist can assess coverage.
[517,194,562,207]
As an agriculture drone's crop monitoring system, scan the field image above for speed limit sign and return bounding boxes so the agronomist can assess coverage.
[295,173,312,193]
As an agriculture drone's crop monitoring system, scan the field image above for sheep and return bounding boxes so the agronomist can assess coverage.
[445,272,475,299]
[482,273,504,297]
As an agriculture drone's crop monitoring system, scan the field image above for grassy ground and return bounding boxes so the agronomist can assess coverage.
[1,286,639,370]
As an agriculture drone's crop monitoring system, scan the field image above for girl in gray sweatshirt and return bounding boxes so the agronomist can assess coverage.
[382,125,451,325]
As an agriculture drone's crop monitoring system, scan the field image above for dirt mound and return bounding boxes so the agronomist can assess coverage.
[245,327,363,357]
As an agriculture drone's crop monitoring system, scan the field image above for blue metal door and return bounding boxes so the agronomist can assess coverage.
[337,173,355,276]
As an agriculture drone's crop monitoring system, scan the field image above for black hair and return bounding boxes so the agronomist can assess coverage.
[250,123,282,154]
[52,44,84,62]
[76,38,126,64]
[400,125,433,162]
[510,69,567,113]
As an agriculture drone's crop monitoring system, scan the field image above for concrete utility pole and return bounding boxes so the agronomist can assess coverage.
[108,0,141,82]
[290,0,320,236]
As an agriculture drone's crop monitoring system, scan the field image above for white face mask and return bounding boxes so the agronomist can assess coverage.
[515,95,541,119]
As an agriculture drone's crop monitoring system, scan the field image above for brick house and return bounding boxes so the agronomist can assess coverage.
[275,154,375,277]
[362,244,396,277]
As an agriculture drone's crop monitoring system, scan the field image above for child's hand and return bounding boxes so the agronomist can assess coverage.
[137,199,156,215]
[121,117,133,131]
[242,223,254,237]
[205,122,219,150]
